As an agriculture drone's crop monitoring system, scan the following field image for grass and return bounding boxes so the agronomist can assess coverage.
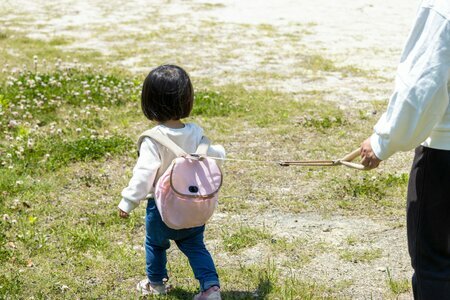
[222,226,272,252]
[0,5,412,297]
[340,248,383,263]
[0,64,409,297]
[386,268,410,296]
[0,66,412,298]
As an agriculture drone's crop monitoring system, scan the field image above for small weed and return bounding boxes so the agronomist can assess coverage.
[298,115,346,131]
[197,3,226,10]
[345,236,359,246]
[386,268,410,295]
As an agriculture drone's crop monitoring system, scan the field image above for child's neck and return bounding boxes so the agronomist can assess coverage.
[160,119,185,129]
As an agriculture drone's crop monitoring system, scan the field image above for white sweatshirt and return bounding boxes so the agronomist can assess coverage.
[370,0,450,160]
[118,123,226,214]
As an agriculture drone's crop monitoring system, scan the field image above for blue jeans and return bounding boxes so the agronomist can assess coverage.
[145,199,220,291]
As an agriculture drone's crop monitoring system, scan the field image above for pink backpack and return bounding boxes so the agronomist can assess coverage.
[138,130,223,229]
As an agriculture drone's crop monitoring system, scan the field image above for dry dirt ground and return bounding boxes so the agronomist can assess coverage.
[1,0,421,298]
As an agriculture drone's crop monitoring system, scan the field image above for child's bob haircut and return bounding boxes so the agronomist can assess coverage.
[141,65,194,123]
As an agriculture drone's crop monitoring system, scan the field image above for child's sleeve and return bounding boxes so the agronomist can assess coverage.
[207,144,226,167]
[118,138,161,214]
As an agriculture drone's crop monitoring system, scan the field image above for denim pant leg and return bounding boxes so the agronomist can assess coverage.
[145,200,171,284]
[175,227,220,291]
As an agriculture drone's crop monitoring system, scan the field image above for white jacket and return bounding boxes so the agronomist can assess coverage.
[370,0,450,160]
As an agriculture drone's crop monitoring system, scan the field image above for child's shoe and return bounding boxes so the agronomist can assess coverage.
[193,286,221,300]
[136,278,168,296]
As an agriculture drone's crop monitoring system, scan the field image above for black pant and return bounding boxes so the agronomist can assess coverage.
[407,146,450,299]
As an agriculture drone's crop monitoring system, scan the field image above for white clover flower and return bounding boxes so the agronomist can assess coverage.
[8,120,18,128]
[76,128,82,133]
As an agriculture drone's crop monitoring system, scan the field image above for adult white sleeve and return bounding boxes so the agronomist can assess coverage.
[118,138,161,213]
[370,11,450,160]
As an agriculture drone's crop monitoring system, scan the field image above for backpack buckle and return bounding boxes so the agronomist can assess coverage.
[187,153,205,161]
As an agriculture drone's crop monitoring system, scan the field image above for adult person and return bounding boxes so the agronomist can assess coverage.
[360,0,450,298]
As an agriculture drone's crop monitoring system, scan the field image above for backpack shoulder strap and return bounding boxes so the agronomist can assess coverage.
[137,129,187,157]
[195,136,211,156]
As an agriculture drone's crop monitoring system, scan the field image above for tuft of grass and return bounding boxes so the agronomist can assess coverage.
[222,226,271,252]
[386,268,410,295]
[67,225,109,251]
[48,37,73,46]
[298,115,346,131]
[301,54,337,72]
[297,54,374,78]
[338,173,408,200]
[192,90,241,117]
[340,248,382,263]
[0,272,22,298]
[0,222,13,263]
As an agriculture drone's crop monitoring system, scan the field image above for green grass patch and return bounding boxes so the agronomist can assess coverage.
[192,90,241,117]
[4,135,132,175]
[0,272,22,299]
[67,225,109,251]
[297,54,373,78]
[304,172,409,215]
[222,226,272,252]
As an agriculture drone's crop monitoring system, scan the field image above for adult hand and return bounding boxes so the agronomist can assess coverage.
[119,209,129,218]
[360,137,382,169]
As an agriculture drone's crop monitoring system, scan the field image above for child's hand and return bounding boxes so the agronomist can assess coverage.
[119,209,129,218]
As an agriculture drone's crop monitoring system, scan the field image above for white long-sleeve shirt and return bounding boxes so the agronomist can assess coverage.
[370,0,450,160]
[118,123,226,213]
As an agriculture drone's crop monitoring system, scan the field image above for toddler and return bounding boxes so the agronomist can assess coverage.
[118,65,224,300]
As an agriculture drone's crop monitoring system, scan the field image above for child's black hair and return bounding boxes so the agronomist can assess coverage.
[141,65,194,122]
